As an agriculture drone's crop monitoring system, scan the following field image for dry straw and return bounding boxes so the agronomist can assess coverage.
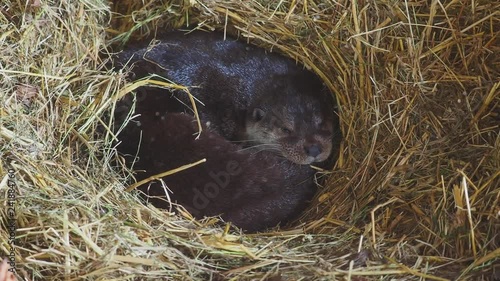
[0,0,498,280]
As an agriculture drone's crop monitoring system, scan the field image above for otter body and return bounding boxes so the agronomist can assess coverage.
[113,31,340,231]
[114,31,337,164]
[119,112,316,232]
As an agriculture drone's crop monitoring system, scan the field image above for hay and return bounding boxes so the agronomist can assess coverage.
[0,0,498,279]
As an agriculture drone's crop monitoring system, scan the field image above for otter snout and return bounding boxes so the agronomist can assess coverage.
[304,144,321,158]
[245,105,335,165]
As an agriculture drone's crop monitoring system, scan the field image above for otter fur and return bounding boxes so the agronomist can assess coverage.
[113,31,337,165]
[118,112,317,232]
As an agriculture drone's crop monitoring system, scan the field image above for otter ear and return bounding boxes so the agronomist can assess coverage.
[252,108,265,121]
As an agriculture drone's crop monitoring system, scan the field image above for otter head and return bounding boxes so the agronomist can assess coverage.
[244,74,335,165]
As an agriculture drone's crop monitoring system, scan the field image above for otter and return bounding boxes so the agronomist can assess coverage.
[118,111,317,232]
[113,31,337,165]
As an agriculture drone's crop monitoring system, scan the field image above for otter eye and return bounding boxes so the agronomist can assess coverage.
[252,108,265,122]
[313,115,323,127]
[281,127,292,134]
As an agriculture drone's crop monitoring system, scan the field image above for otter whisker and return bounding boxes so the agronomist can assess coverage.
[230,138,268,144]
[238,143,280,149]
[237,143,281,153]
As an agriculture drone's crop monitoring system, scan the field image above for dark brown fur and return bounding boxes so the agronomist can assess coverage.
[112,31,341,232]
[113,31,338,165]
[118,112,316,232]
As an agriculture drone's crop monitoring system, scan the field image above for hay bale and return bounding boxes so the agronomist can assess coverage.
[0,0,498,279]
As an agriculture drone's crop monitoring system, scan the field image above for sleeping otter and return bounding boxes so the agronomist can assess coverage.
[113,31,337,165]
[118,111,317,232]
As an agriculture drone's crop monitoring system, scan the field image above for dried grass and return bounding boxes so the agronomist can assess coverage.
[0,0,498,280]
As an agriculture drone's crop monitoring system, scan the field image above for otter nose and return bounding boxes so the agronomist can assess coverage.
[305,144,321,158]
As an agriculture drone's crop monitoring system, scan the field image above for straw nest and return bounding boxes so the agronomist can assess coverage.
[0,0,498,280]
